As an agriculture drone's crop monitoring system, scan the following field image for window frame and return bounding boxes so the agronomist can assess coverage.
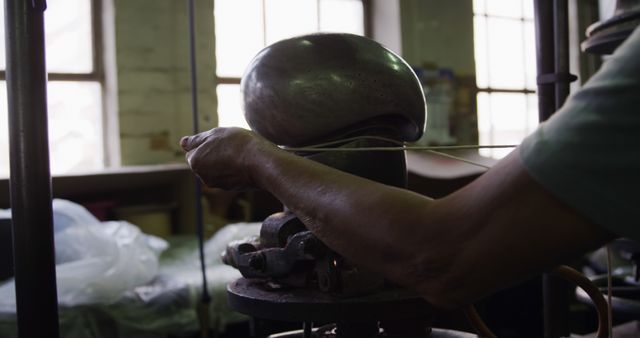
[472,1,538,158]
[0,0,104,82]
[0,0,114,174]
[473,6,536,96]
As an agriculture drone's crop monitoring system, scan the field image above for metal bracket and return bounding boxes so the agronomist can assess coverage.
[537,72,578,85]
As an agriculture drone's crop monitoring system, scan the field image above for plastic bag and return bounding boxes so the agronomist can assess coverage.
[0,199,168,312]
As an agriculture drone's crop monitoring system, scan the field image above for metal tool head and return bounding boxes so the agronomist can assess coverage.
[241,33,426,147]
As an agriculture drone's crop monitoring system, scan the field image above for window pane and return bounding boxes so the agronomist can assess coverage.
[0,2,4,70]
[476,92,492,141]
[319,0,364,35]
[522,0,534,19]
[0,82,8,177]
[0,0,93,73]
[477,92,538,159]
[524,21,537,90]
[526,93,539,133]
[48,82,103,174]
[265,0,318,45]
[473,15,489,88]
[486,0,522,18]
[0,81,103,177]
[215,0,265,78]
[473,0,487,15]
[487,17,526,89]
[217,84,250,129]
[45,0,94,73]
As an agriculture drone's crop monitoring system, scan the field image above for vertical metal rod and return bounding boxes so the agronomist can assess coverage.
[5,0,60,337]
[534,0,556,122]
[535,0,572,337]
[187,0,211,337]
[545,2,573,337]
[187,0,209,302]
[554,0,571,108]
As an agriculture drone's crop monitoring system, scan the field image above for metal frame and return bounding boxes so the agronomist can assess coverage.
[534,0,576,337]
[473,3,537,98]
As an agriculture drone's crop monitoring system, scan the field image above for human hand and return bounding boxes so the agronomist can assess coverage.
[180,127,277,190]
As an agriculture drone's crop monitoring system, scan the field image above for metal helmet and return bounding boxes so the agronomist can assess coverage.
[241,33,426,147]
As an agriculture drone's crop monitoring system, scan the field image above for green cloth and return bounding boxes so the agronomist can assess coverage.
[519,26,640,240]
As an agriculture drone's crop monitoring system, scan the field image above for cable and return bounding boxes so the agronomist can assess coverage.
[280,135,516,170]
[552,265,610,338]
[464,265,610,338]
[187,0,211,337]
[282,134,517,152]
[424,150,491,169]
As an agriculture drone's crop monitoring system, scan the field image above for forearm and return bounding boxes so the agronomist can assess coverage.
[183,128,614,309]
[249,147,467,303]
[249,147,614,308]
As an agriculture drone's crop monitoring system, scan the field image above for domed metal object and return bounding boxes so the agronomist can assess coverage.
[241,33,426,147]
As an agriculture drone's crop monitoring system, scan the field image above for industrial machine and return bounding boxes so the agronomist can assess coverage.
[221,33,477,338]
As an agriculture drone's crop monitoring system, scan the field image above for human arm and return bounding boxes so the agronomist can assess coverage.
[181,128,614,309]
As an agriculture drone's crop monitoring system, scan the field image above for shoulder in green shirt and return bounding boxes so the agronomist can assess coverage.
[519,26,640,240]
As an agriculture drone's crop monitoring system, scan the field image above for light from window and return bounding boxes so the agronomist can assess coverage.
[319,0,364,34]
[214,0,365,128]
[0,0,103,177]
[214,0,265,78]
[0,0,94,72]
[43,0,94,73]
[47,82,103,174]
[477,92,538,158]
[265,0,318,45]
[473,0,538,158]
[216,84,249,129]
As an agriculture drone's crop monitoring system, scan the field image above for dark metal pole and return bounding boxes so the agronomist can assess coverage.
[187,0,211,337]
[534,0,557,122]
[535,0,573,337]
[554,0,571,108]
[5,0,60,337]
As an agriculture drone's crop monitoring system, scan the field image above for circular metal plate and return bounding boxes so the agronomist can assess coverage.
[582,10,640,54]
[227,278,436,322]
[268,328,476,338]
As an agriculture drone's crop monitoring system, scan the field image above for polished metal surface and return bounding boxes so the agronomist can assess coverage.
[241,33,426,147]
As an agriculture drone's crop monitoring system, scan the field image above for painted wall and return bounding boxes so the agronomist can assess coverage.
[114,0,217,165]
[400,0,476,76]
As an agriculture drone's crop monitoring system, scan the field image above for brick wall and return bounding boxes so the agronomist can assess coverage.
[114,0,217,165]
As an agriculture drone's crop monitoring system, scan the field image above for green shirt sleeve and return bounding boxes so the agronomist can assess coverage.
[519,26,640,240]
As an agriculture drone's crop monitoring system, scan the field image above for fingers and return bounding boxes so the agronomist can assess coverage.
[180,129,213,151]
[180,136,191,151]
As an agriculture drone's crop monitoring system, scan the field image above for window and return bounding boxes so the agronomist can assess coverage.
[214,0,367,129]
[0,0,105,177]
[473,0,538,158]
